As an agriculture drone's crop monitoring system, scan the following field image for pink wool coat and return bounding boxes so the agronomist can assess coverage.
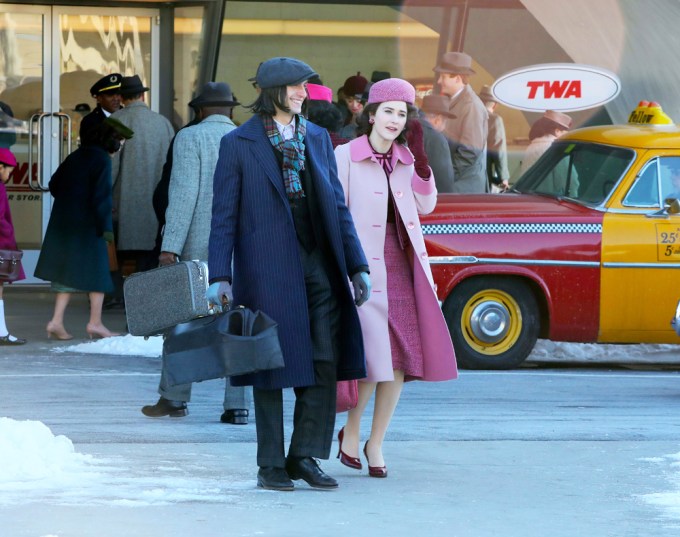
[334,135,457,383]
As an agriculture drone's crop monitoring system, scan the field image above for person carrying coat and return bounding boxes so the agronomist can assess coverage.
[207,57,371,492]
[334,78,458,478]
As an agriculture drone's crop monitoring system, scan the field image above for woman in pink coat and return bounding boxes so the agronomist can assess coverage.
[0,148,26,345]
[334,79,457,477]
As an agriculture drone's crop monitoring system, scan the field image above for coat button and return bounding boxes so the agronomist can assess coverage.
[407,222,415,230]
[395,191,404,198]
[420,252,428,260]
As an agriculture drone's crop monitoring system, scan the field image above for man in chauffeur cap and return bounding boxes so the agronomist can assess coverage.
[79,73,122,146]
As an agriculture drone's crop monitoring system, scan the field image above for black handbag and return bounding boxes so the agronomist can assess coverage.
[0,249,23,281]
[163,306,285,386]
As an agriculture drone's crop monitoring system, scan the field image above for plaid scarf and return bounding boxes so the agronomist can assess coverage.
[263,114,307,200]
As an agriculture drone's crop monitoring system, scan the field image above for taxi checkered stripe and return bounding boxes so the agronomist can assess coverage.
[421,223,602,235]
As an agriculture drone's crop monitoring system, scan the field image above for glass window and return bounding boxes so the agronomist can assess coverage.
[174,6,205,127]
[216,2,441,126]
[514,142,635,206]
[624,159,660,207]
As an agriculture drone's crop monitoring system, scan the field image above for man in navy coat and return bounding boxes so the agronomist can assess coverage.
[207,57,371,491]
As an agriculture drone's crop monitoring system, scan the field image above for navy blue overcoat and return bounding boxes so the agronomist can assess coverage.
[35,145,113,292]
[209,115,367,390]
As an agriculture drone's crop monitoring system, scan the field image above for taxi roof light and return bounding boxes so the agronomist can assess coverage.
[628,100,673,125]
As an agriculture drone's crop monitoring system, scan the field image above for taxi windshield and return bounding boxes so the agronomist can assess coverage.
[513,142,635,205]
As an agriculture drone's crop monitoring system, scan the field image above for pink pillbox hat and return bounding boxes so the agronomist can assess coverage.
[367,78,416,105]
[307,83,333,102]
[0,148,17,167]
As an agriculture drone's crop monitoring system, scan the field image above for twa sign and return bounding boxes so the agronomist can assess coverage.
[491,64,621,112]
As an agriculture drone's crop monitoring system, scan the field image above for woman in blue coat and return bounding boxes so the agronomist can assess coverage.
[35,118,133,340]
[207,57,370,491]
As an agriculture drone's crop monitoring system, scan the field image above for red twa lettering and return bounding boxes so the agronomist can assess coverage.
[10,163,30,186]
[526,80,582,99]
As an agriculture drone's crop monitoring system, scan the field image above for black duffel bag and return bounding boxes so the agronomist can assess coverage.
[163,306,285,386]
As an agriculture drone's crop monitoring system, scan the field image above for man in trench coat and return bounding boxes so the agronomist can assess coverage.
[207,57,371,491]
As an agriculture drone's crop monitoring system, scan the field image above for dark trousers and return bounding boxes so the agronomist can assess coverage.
[253,245,340,468]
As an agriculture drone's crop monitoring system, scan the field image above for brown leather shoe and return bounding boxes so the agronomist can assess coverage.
[141,397,188,417]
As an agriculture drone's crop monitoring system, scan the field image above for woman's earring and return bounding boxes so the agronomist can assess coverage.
[369,118,375,124]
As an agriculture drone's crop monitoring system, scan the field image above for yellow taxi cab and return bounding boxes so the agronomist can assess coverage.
[421,101,680,369]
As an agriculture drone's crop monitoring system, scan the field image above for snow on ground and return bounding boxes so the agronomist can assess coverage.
[52,334,163,358]
[0,418,251,506]
[640,452,680,520]
[49,335,680,362]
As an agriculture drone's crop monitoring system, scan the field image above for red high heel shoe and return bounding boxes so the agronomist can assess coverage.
[337,427,362,470]
[363,440,388,478]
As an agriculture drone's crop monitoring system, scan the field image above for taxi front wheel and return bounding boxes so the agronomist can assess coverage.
[443,277,539,370]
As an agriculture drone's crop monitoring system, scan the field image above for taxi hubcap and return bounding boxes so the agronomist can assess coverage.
[461,289,523,355]
[469,300,509,343]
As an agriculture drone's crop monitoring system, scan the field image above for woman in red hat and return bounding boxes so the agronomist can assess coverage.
[334,78,458,478]
[0,148,26,345]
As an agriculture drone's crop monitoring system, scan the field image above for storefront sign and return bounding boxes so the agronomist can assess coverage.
[491,63,621,112]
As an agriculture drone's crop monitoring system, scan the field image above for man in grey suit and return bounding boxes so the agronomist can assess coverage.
[111,75,175,274]
[141,82,249,423]
[434,51,489,193]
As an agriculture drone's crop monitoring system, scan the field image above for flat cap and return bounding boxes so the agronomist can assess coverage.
[90,73,122,97]
[256,57,317,90]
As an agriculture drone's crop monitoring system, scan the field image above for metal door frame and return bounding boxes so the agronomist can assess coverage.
[0,4,160,282]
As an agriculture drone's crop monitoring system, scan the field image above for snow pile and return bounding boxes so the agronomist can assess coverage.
[48,334,680,363]
[0,418,250,506]
[529,340,680,362]
[52,334,163,358]
[640,452,680,520]
[0,418,96,484]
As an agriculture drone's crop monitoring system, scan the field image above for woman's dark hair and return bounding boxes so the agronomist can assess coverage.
[307,100,343,133]
[88,122,124,153]
[528,117,568,141]
[356,102,417,145]
[247,86,309,116]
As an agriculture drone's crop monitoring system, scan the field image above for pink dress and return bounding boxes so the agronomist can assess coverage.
[385,222,424,379]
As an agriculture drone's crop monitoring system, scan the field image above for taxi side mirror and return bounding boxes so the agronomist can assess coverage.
[664,197,680,215]
[671,299,680,336]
